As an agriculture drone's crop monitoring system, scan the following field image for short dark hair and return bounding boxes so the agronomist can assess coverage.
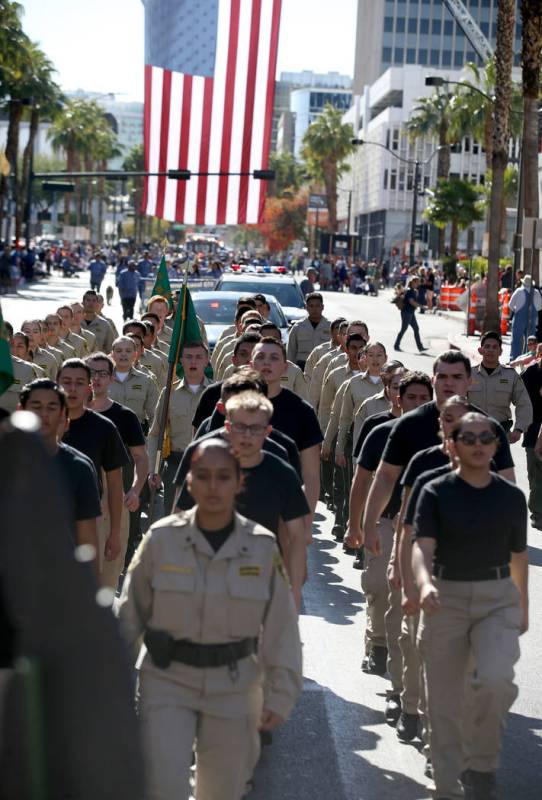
[399,370,433,399]
[233,332,262,355]
[451,411,498,442]
[191,437,241,476]
[141,312,160,325]
[331,317,347,330]
[143,320,155,335]
[4,320,13,336]
[123,320,147,337]
[57,305,73,318]
[57,358,91,383]
[182,340,208,355]
[221,368,268,400]
[259,322,280,336]
[86,352,115,374]
[252,293,269,307]
[83,290,97,299]
[433,350,471,378]
[19,378,67,409]
[306,292,323,304]
[237,296,257,309]
[346,333,366,347]
[255,336,287,361]
[480,331,502,347]
[235,304,254,322]
[13,331,30,349]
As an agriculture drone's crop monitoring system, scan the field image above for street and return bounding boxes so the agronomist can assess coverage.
[3,275,541,799]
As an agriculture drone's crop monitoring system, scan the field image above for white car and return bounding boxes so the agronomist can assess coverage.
[214,273,307,325]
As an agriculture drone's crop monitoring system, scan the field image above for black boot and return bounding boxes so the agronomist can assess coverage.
[361,645,388,676]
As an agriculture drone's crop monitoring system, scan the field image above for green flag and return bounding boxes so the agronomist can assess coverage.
[169,282,213,380]
[150,255,173,310]
[0,303,14,396]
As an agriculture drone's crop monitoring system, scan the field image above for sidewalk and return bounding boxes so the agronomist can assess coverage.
[437,306,512,363]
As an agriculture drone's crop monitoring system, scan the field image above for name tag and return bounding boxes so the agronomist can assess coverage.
[239,566,261,577]
[499,379,509,385]
[160,564,193,574]
[13,378,21,385]
[132,384,142,390]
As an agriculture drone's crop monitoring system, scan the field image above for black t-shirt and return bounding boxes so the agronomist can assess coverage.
[62,409,129,494]
[401,445,449,490]
[353,410,395,459]
[521,363,542,448]
[200,519,235,553]
[178,452,309,535]
[54,443,102,528]
[358,419,402,518]
[403,288,417,313]
[192,381,222,429]
[97,401,146,450]
[404,464,452,526]
[270,388,323,452]
[413,472,527,572]
[382,401,513,473]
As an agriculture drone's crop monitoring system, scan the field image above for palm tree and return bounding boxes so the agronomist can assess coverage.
[484,0,516,332]
[520,0,542,282]
[423,178,484,257]
[405,90,453,257]
[300,105,355,232]
[267,151,304,198]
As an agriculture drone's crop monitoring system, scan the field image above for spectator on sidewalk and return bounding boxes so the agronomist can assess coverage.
[509,276,542,360]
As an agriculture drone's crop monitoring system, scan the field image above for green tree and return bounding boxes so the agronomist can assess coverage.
[484,0,516,332]
[267,151,304,197]
[423,178,484,257]
[520,0,542,282]
[300,105,355,232]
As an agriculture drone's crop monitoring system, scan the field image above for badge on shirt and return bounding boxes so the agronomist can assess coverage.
[499,379,509,385]
[239,566,261,577]
[132,384,142,390]
[160,564,193,575]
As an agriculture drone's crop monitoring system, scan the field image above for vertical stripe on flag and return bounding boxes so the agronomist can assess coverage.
[237,0,262,223]
[175,74,193,222]
[155,69,172,219]
[183,76,205,223]
[216,0,241,224]
[226,0,252,224]
[257,0,282,222]
[205,0,231,224]
[163,71,184,221]
[196,78,214,224]
[146,66,164,216]
[141,64,153,213]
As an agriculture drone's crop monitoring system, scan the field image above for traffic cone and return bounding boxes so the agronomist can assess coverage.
[500,289,510,336]
[468,289,477,336]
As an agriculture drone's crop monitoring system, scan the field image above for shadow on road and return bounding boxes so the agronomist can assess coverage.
[527,543,542,568]
[500,710,542,799]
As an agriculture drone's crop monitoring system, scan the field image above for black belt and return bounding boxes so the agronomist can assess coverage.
[433,564,510,581]
[144,630,257,672]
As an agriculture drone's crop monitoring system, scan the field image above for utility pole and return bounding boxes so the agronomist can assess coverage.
[409,161,421,268]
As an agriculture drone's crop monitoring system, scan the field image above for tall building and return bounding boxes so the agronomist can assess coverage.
[290,87,352,157]
[353,0,522,93]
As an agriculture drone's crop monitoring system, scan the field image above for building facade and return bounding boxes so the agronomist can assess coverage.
[353,0,522,93]
[290,87,352,157]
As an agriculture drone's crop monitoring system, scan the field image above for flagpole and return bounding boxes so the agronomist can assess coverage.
[147,258,191,527]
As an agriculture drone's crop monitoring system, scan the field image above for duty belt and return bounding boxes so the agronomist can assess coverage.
[433,564,510,582]
[144,630,257,677]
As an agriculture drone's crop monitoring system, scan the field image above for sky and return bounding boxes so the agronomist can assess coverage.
[20,0,357,102]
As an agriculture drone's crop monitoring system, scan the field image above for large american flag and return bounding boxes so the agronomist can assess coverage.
[142,0,282,225]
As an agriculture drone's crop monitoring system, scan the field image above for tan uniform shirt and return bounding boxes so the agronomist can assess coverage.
[211,333,236,371]
[140,348,167,386]
[63,330,87,358]
[281,361,308,399]
[100,314,119,339]
[308,347,342,410]
[337,374,384,455]
[33,346,59,379]
[157,317,208,355]
[74,326,97,354]
[354,392,391,445]
[212,324,236,364]
[82,316,114,352]
[0,358,40,413]
[49,339,76,361]
[148,378,209,465]
[318,364,358,432]
[304,340,334,381]
[117,508,302,719]
[215,341,236,380]
[46,344,65,367]
[107,367,159,425]
[467,364,533,431]
[287,316,331,365]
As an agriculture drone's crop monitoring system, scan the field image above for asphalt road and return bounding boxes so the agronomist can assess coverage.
[3,273,541,799]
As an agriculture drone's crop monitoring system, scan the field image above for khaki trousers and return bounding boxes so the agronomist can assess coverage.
[399,613,422,716]
[384,583,403,692]
[418,578,520,799]
[96,486,130,590]
[140,676,260,800]
[361,517,394,652]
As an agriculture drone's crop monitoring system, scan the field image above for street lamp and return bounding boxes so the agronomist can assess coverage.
[352,137,449,267]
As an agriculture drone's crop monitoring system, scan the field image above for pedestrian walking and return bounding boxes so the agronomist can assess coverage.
[117,438,302,800]
[89,252,107,292]
[394,277,428,353]
[412,412,528,800]
[117,261,141,321]
[509,275,542,360]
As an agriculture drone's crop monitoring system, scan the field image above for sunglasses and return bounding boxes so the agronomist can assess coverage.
[456,431,497,446]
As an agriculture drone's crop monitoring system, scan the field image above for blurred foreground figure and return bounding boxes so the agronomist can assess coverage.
[0,414,143,800]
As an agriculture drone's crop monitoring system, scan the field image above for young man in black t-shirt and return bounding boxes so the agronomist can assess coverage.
[177,392,309,610]
[87,353,149,587]
[58,359,129,572]
[412,413,528,800]
[19,379,101,558]
[251,338,322,534]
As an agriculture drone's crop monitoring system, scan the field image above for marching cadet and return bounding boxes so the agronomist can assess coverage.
[211,296,257,366]
[336,342,387,462]
[108,336,159,430]
[117,437,302,800]
[257,322,308,400]
[413,412,528,800]
[81,290,115,352]
[21,318,58,378]
[308,320,368,411]
[215,311,263,380]
[0,331,41,412]
[123,320,166,385]
[287,292,330,370]
[57,305,89,357]
[148,341,211,514]
[221,333,263,381]
[44,313,76,360]
[467,330,532,442]
[141,313,170,369]
[70,301,97,353]
[303,317,345,382]
[318,334,367,434]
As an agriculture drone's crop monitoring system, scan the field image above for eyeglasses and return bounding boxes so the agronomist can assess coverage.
[89,369,110,379]
[229,422,267,436]
[456,431,497,446]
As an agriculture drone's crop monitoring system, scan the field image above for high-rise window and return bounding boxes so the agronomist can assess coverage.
[442,50,452,66]
[382,47,392,62]
[454,51,464,67]
[430,49,440,65]
[431,19,441,35]
[396,17,405,33]
[418,48,428,64]
[407,48,416,63]
[394,47,404,63]
[420,18,429,34]
[384,16,394,32]
[408,18,417,33]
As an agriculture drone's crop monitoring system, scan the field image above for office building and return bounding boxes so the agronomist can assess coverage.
[290,86,352,157]
[353,0,522,93]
